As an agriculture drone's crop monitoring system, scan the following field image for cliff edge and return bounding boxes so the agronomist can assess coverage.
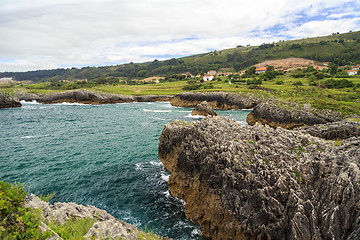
[0,91,21,108]
[159,117,360,240]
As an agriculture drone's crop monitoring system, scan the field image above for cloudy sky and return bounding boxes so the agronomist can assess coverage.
[1,0,360,72]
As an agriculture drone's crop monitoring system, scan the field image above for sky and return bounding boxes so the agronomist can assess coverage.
[0,0,360,72]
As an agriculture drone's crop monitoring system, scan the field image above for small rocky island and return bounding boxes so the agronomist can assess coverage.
[0,92,21,108]
[159,116,360,240]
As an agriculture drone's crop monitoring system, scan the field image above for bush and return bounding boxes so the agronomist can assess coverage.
[0,181,50,239]
[324,79,354,88]
[276,80,284,85]
[293,81,303,86]
[246,78,262,85]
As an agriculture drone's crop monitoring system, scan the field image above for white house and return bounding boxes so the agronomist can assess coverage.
[207,70,217,76]
[347,70,358,76]
[203,75,214,81]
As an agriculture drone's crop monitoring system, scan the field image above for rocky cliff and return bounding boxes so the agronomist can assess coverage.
[170,92,262,110]
[0,91,21,108]
[246,100,345,129]
[159,117,360,240]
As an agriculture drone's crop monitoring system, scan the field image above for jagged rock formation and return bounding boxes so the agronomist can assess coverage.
[0,91,21,108]
[192,101,217,116]
[159,116,360,240]
[246,100,345,129]
[14,89,173,104]
[136,95,173,102]
[25,194,170,240]
[38,89,136,104]
[170,92,262,110]
[296,119,360,140]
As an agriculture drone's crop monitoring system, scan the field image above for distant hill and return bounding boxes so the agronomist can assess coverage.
[1,31,360,82]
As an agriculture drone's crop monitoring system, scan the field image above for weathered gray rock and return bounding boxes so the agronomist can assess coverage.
[247,100,345,129]
[15,91,42,101]
[170,92,262,109]
[0,91,21,108]
[296,119,360,140]
[192,101,217,116]
[38,89,136,104]
[136,95,173,102]
[159,117,360,240]
[25,194,165,240]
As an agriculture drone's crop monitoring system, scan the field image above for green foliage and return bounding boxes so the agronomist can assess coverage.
[247,78,262,85]
[47,218,96,240]
[38,192,56,203]
[324,79,354,88]
[0,181,50,239]
[292,81,303,86]
[276,80,284,85]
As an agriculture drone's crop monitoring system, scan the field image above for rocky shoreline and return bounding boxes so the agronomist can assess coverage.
[0,91,21,108]
[159,116,360,240]
[25,194,171,240]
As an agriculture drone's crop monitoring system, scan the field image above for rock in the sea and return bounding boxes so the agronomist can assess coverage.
[247,100,344,129]
[192,101,217,117]
[38,89,136,104]
[14,91,42,101]
[296,119,360,140]
[136,95,173,102]
[159,116,360,240]
[25,194,165,240]
[0,91,21,108]
[170,92,261,109]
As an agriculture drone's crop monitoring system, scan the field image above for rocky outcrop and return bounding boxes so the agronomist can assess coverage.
[170,92,262,110]
[246,100,345,129]
[25,194,170,240]
[192,101,217,117]
[296,119,360,140]
[136,95,173,102]
[15,89,173,104]
[38,89,136,104]
[0,91,21,108]
[159,117,360,240]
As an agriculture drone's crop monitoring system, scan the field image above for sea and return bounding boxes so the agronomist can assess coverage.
[0,100,250,239]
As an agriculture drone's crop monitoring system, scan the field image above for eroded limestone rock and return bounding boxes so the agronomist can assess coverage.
[192,101,217,117]
[247,100,345,129]
[0,91,21,108]
[170,92,261,109]
[159,117,360,240]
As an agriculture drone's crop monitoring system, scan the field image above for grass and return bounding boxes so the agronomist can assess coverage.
[47,218,97,240]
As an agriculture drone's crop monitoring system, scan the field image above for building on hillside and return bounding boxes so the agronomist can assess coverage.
[207,70,217,76]
[255,67,267,74]
[224,72,233,76]
[347,70,358,76]
[313,66,328,70]
[352,66,359,71]
[203,75,214,81]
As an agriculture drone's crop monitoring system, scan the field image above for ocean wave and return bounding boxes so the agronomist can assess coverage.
[143,109,172,113]
[20,134,49,139]
[20,100,40,104]
[53,102,86,106]
[184,114,205,119]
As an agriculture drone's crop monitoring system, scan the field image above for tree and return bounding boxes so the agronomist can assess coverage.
[329,63,338,76]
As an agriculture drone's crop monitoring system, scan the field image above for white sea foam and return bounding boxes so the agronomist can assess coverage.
[163,190,171,197]
[143,109,171,113]
[149,161,163,166]
[21,100,40,104]
[20,134,49,139]
[161,174,170,182]
[53,102,86,106]
[184,114,205,119]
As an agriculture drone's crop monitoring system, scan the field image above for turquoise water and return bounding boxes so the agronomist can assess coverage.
[0,101,249,239]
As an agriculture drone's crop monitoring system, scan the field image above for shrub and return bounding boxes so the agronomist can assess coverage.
[246,78,262,85]
[276,80,284,85]
[0,181,50,239]
[293,81,303,86]
[324,79,354,88]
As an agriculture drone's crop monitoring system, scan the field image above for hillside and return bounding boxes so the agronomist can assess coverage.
[1,31,360,82]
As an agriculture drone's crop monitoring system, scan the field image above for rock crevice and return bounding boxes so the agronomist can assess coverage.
[159,117,360,240]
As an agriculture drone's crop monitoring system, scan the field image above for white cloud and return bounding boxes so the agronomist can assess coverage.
[0,0,359,71]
